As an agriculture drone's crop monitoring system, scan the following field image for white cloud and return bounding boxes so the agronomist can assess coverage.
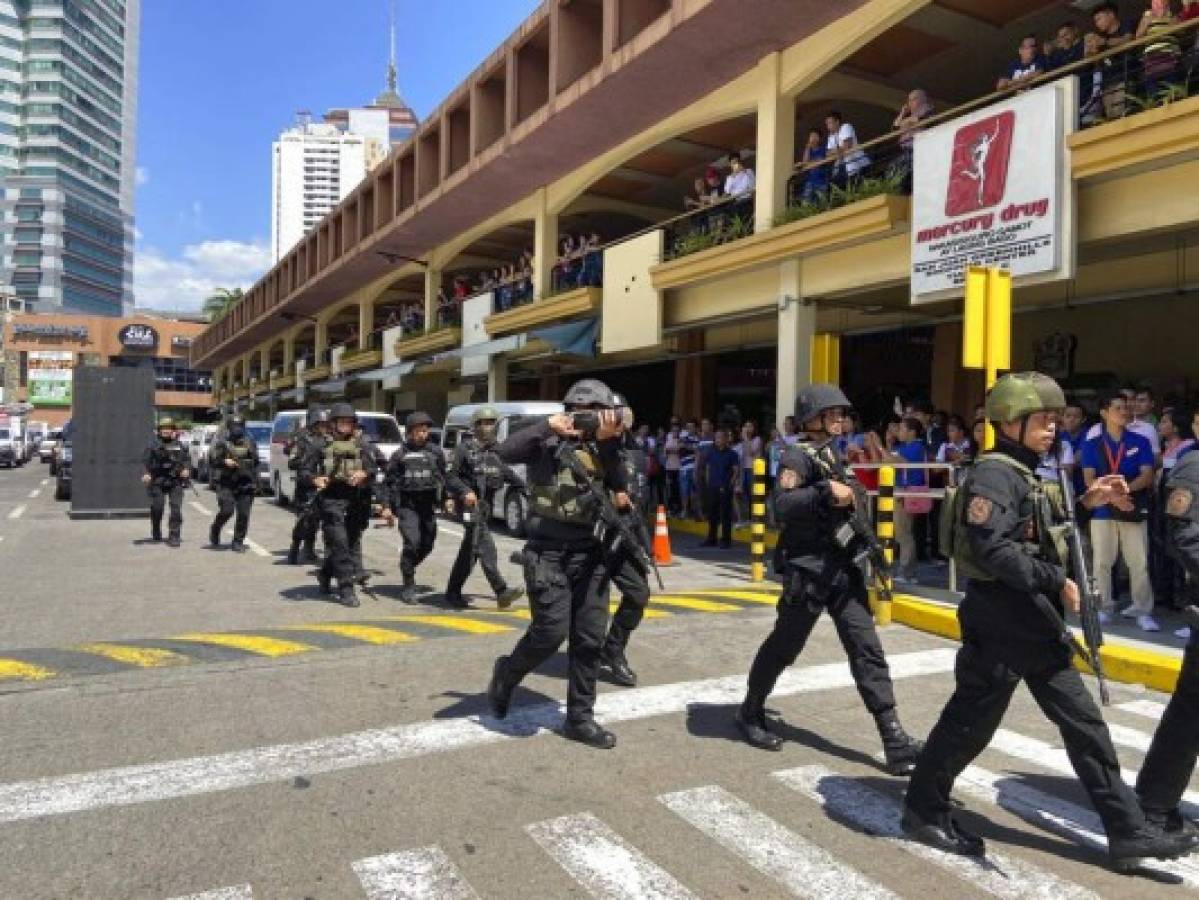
[134,239,270,312]
[135,166,150,186]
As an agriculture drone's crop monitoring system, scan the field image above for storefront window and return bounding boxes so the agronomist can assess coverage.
[107,355,212,393]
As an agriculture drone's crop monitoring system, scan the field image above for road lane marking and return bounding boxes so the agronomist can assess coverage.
[438,524,464,537]
[172,633,316,658]
[379,614,514,635]
[39,478,48,487]
[168,887,253,900]
[528,812,697,899]
[74,643,188,668]
[28,489,39,499]
[0,659,56,681]
[651,596,742,613]
[1106,721,1152,753]
[189,501,212,516]
[659,785,896,899]
[353,846,479,899]
[7,505,25,520]
[1115,699,1165,720]
[242,538,270,558]
[278,623,419,645]
[0,648,956,824]
[774,765,1099,900]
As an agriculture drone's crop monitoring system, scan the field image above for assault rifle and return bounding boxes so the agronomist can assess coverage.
[558,443,664,591]
[1054,468,1110,705]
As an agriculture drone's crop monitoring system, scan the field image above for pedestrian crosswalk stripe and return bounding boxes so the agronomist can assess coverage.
[242,539,271,558]
[650,596,742,613]
[353,845,479,899]
[1115,699,1165,720]
[773,765,1099,900]
[659,785,897,899]
[1106,721,1152,753]
[0,649,956,825]
[189,501,211,516]
[75,643,188,668]
[172,633,316,657]
[527,811,697,900]
[0,658,56,681]
[277,623,419,645]
[167,886,252,900]
[378,615,514,635]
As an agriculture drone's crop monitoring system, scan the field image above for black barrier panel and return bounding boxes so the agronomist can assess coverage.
[70,367,155,517]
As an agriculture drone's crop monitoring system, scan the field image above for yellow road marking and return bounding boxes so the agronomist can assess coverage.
[689,589,781,604]
[173,633,316,657]
[75,643,188,668]
[0,659,56,681]
[651,595,742,613]
[609,603,671,618]
[379,615,514,634]
[278,623,419,645]
[477,609,533,620]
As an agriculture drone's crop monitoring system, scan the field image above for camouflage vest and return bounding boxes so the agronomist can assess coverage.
[322,438,364,482]
[531,445,603,525]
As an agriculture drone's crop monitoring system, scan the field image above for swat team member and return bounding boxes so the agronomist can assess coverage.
[300,402,383,607]
[385,411,448,603]
[208,415,261,552]
[141,417,190,547]
[736,383,923,777]
[903,372,1191,868]
[486,378,627,749]
[287,407,331,565]
[599,398,653,688]
[1136,449,1199,841]
[444,406,526,610]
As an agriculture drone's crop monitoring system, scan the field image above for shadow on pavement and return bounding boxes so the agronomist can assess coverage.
[278,585,346,605]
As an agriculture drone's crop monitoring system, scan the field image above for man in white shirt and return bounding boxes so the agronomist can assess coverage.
[723,153,756,198]
[825,110,870,187]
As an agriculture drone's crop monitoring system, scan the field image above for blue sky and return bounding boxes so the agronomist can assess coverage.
[133,0,539,310]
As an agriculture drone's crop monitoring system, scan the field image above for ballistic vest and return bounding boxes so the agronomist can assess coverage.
[399,446,438,494]
[530,444,602,526]
[323,438,364,483]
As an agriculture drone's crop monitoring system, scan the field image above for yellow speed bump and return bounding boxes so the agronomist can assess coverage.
[0,659,56,681]
[278,623,418,645]
[75,643,188,668]
[689,590,780,605]
[651,595,742,613]
[609,603,671,619]
[380,615,514,634]
[173,633,317,657]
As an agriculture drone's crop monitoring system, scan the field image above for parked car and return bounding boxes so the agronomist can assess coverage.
[54,422,73,500]
[206,420,274,494]
[38,431,61,463]
[49,421,71,477]
[439,402,563,537]
[0,425,17,468]
[269,409,405,505]
[188,424,219,482]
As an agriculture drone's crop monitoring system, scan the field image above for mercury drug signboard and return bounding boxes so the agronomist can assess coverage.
[910,81,1076,302]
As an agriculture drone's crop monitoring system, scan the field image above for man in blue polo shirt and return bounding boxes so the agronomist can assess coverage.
[701,427,739,549]
[1081,390,1158,632]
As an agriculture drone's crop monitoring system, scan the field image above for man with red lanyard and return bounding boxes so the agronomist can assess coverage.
[1081,390,1158,631]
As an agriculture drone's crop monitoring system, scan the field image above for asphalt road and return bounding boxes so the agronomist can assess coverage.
[0,461,1190,899]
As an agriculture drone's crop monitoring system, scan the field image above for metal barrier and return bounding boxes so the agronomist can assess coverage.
[873,466,895,625]
[750,458,767,583]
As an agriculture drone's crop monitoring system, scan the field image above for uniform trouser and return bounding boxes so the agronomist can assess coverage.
[1136,634,1199,818]
[505,545,610,724]
[605,517,653,653]
[397,501,438,578]
[1090,518,1154,615]
[906,639,1145,837]
[747,569,896,715]
[447,508,506,597]
[213,487,254,542]
[148,483,183,538]
[894,505,918,577]
[319,497,368,587]
[291,486,320,550]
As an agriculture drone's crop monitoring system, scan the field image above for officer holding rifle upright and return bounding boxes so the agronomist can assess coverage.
[287,406,330,565]
[141,417,190,548]
[208,414,260,552]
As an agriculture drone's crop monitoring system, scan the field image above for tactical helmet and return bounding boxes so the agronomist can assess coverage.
[157,417,177,431]
[563,378,615,409]
[406,411,434,429]
[310,409,331,426]
[985,372,1067,424]
[329,402,357,421]
[470,405,500,426]
[794,383,852,424]
[305,405,326,427]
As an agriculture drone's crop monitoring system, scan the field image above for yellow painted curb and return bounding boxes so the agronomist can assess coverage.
[667,517,780,549]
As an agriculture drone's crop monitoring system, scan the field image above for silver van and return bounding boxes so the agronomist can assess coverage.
[440,402,563,536]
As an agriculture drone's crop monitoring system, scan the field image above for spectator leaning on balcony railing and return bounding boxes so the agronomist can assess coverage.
[723,152,756,198]
[1137,0,1182,96]
[797,128,831,204]
[1091,2,1134,118]
[1046,21,1084,70]
[891,89,932,193]
[997,34,1050,92]
[825,111,870,190]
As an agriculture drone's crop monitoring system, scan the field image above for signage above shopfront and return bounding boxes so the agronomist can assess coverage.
[910,80,1077,303]
[118,323,159,350]
[12,323,89,341]
[171,335,193,349]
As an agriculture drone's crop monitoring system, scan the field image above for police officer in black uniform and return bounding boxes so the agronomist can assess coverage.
[299,402,382,607]
[1136,449,1199,841]
[902,372,1191,869]
[599,398,653,688]
[141,417,190,547]
[287,406,331,565]
[736,383,923,776]
[486,378,627,749]
[386,411,449,603]
[208,415,260,552]
[445,406,526,610]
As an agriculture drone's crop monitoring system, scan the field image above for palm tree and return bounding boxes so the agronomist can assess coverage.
[202,287,244,323]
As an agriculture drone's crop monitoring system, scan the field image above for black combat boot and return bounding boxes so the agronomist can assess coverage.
[1150,808,1199,845]
[231,540,246,554]
[444,591,469,609]
[1109,823,1196,871]
[209,524,220,547]
[398,570,417,604]
[301,541,318,564]
[317,571,333,595]
[735,694,782,751]
[166,534,181,548]
[599,644,637,688]
[339,584,360,608]
[151,525,162,542]
[487,656,515,719]
[496,585,525,609]
[563,719,617,750]
[900,807,986,857]
[875,709,923,776]
[286,543,300,565]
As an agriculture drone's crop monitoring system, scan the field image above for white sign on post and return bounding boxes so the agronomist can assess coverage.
[460,292,495,378]
[910,80,1076,302]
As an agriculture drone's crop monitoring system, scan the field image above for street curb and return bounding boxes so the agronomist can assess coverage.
[668,516,779,548]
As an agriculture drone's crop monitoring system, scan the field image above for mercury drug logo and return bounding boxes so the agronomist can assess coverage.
[945,111,1015,216]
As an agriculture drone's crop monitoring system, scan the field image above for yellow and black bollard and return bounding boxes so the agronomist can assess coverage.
[750,458,767,582]
[871,465,895,626]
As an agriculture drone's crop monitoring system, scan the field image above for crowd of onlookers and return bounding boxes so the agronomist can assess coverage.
[637,382,1195,636]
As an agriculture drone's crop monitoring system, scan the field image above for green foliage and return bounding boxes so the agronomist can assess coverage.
[202,288,245,323]
[1126,79,1193,114]
[773,169,906,228]
[666,211,755,261]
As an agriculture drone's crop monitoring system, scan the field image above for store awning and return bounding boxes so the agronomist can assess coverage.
[354,361,417,382]
[433,334,526,362]
[530,318,599,357]
[309,378,349,395]
[279,387,305,402]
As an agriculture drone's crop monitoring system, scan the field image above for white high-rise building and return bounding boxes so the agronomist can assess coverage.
[0,0,141,315]
[270,119,366,264]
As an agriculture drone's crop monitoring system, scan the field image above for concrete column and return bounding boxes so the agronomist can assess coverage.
[754,51,796,234]
[532,189,558,300]
[775,259,815,431]
[258,346,270,380]
[424,267,440,330]
[358,298,373,350]
[313,320,328,364]
[282,332,296,372]
[488,356,509,402]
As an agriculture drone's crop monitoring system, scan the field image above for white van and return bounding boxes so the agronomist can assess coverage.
[440,402,564,537]
[270,409,404,505]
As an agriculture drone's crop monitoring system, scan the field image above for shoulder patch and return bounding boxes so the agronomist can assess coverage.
[967,495,994,525]
[1167,488,1194,518]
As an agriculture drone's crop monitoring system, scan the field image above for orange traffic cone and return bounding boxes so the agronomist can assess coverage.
[653,505,674,565]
